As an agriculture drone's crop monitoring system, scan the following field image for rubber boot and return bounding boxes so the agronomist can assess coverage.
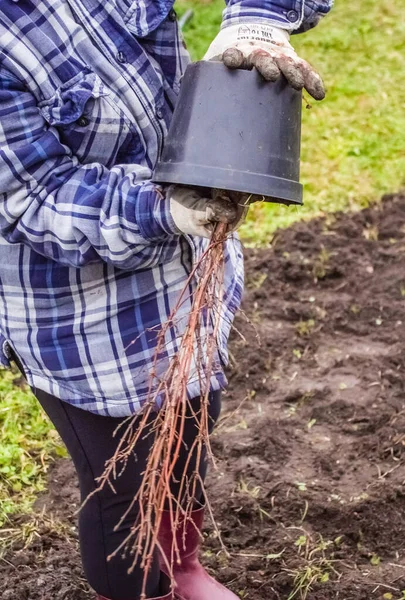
[158,507,239,600]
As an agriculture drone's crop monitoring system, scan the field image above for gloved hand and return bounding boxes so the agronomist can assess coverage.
[204,23,325,101]
[168,185,249,238]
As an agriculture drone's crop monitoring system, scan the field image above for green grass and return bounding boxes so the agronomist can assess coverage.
[177,0,405,244]
[0,371,66,525]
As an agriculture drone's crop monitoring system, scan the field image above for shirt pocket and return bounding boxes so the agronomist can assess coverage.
[38,68,144,167]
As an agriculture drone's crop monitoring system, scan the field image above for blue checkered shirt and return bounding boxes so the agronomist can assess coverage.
[0,0,332,416]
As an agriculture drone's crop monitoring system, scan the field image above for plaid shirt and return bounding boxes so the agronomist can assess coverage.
[0,0,332,416]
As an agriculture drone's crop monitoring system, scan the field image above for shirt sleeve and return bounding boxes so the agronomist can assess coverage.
[221,0,334,33]
[0,68,180,271]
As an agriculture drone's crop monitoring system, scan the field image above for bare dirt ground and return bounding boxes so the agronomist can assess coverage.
[2,192,405,599]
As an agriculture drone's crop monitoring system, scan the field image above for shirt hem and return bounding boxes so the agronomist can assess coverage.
[27,368,227,417]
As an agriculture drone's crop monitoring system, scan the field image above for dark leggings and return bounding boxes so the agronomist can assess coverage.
[34,388,221,600]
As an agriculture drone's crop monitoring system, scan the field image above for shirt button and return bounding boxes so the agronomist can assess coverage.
[156,108,164,120]
[3,341,11,360]
[287,10,299,22]
[116,51,128,64]
[168,8,177,21]
[76,116,89,127]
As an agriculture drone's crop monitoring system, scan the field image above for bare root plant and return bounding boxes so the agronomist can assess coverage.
[85,222,231,598]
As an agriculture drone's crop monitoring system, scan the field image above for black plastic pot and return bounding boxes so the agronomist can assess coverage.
[153,61,303,205]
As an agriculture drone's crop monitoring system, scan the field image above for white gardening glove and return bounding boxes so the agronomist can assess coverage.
[168,185,248,238]
[204,23,325,101]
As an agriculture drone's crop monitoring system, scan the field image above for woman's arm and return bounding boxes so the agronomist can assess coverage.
[0,68,179,270]
[205,0,333,99]
[221,0,333,33]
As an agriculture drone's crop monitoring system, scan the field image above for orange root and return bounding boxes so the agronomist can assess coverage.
[85,223,229,598]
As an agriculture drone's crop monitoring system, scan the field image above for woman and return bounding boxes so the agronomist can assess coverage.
[0,1,332,599]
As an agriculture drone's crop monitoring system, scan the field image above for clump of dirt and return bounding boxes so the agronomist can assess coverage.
[2,192,405,599]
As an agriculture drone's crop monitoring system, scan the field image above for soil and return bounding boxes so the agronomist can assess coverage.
[2,192,405,599]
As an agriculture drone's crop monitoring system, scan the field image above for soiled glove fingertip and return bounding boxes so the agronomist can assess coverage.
[275,56,305,90]
[251,53,280,82]
[310,87,326,101]
[300,62,326,101]
[305,77,326,101]
[222,47,245,69]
